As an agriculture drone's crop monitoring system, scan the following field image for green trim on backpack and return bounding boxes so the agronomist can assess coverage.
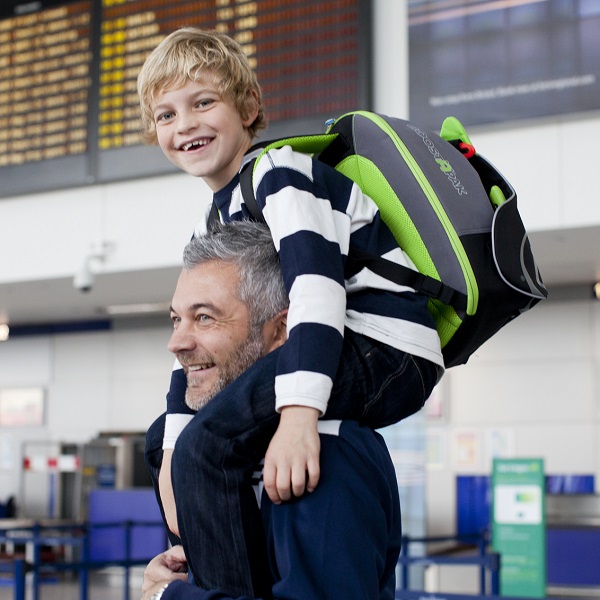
[256,134,336,161]
[439,116,473,146]
[334,153,462,348]
[358,112,479,317]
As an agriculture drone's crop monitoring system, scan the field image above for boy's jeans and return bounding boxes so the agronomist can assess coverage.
[146,329,440,597]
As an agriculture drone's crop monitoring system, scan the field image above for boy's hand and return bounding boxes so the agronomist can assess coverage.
[141,545,188,599]
[263,406,320,504]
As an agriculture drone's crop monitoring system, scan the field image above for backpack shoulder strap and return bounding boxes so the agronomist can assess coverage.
[238,132,338,221]
[346,249,467,311]
[206,201,220,229]
[239,160,264,222]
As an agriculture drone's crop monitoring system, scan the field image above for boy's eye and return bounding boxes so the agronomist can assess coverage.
[156,111,174,123]
[196,98,214,109]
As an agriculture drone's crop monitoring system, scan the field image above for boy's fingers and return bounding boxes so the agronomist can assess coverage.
[306,459,320,493]
[290,465,308,498]
[276,467,294,501]
[263,462,282,504]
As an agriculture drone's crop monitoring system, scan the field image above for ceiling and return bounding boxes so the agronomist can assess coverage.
[1,225,599,333]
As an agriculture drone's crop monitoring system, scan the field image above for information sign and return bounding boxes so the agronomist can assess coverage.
[492,458,546,598]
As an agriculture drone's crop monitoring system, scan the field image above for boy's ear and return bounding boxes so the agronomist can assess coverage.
[242,89,260,128]
[263,309,288,353]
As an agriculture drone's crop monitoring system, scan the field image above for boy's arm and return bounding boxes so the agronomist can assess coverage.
[262,406,320,503]
[252,148,352,502]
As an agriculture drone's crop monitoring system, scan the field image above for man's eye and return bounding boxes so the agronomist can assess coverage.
[197,314,211,322]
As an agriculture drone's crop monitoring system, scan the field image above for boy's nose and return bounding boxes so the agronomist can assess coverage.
[176,109,200,134]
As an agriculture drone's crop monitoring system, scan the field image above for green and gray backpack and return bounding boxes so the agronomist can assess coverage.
[220,111,548,368]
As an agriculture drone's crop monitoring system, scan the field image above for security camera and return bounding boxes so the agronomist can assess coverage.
[74,261,94,293]
[73,242,113,293]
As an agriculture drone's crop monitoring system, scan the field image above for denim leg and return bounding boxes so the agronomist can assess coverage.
[326,329,440,427]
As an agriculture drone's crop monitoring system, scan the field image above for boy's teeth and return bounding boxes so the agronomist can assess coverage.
[182,140,207,151]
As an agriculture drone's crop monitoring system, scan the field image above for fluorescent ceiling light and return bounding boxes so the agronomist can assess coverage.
[103,302,170,316]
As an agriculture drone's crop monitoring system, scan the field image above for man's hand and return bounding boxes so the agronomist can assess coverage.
[141,545,188,600]
[263,406,320,504]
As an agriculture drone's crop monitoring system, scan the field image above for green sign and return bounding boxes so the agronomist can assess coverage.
[492,458,546,597]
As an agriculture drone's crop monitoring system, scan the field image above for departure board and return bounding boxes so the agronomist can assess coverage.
[0,0,371,197]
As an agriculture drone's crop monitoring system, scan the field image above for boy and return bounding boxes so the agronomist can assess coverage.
[137,27,443,597]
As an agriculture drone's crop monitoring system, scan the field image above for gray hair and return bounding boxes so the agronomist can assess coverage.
[183,220,288,328]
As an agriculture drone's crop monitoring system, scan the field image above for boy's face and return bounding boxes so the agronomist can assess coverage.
[152,75,257,191]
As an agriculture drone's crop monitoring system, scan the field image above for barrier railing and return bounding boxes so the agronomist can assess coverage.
[3,526,543,600]
[397,533,500,596]
[0,520,166,600]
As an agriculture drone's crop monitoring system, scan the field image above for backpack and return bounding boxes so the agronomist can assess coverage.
[211,111,548,368]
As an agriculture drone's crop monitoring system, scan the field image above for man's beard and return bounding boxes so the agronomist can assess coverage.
[184,325,265,411]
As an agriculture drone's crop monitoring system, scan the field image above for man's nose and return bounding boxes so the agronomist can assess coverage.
[168,323,195,354]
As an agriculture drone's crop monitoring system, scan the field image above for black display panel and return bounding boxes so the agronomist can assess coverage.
[0,0,371,197]
[409,0,600,130]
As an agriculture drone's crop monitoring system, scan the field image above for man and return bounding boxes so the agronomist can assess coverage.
[142,221,402,600]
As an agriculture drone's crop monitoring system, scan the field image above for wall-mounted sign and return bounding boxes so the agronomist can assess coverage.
[409,1,600,130]
[0,387,45,427]
[492,458,546,597]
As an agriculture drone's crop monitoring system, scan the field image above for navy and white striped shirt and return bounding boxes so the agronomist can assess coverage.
[163,147,443,447]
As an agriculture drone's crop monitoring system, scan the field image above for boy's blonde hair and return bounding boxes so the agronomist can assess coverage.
[137,28,266,144]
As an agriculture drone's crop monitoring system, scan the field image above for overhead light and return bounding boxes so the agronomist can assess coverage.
[0,323,9,341]
[103,302,170,316]
[594,282,600,300]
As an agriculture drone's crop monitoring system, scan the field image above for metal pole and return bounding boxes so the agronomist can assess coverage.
[478,535,486,595]
[490,552,500,595]
[124,520,132,600]
[32,523,40,600]
[13,559,26,600]
[79,525,90,600]
[400,535,409,590]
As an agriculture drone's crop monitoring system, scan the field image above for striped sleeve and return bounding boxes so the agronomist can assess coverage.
[254,147,354,413]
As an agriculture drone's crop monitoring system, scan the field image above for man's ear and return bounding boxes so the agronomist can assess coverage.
[263,309,288,353]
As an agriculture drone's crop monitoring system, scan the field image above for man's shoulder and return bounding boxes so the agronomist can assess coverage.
[261,420,401,599]
[318,420,393,475]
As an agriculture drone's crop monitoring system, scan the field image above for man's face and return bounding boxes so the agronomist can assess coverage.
[168,260,267,411]
[151,75,257,192]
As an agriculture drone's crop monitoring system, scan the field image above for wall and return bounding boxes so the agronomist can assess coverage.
[0,320,173,507]
[426,296,600,535]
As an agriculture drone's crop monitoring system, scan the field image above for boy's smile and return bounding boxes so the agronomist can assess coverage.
[153,77,258,191]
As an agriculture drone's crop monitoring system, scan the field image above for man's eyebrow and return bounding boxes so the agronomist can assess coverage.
[173,302,223,315]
